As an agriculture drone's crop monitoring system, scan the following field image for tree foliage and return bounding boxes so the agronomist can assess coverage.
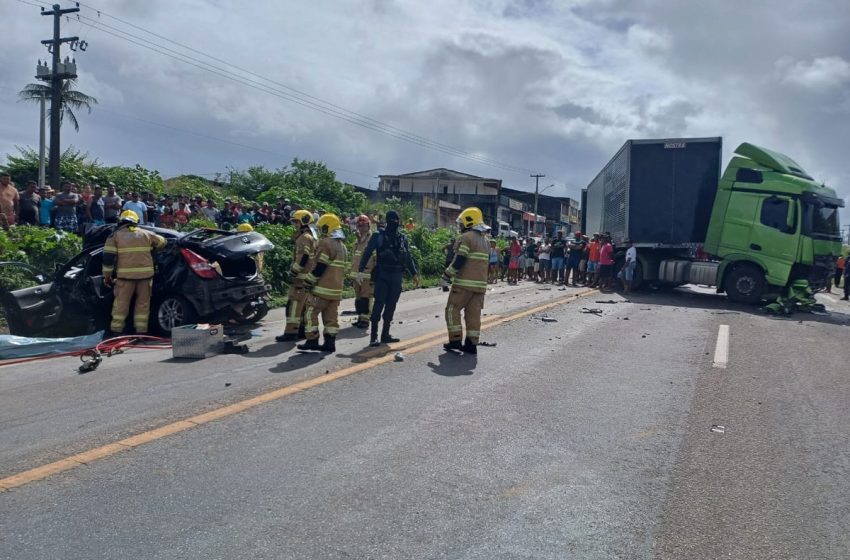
[252,159,367,214]
[0,146,163,192]
[18,79,98,132]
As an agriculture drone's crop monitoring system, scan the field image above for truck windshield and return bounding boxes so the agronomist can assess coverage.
[803,203,840,237]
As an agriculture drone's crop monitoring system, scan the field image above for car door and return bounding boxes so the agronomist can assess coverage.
[0,262,63,336]
[63,248,114,333]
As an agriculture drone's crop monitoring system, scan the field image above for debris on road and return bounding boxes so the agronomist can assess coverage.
[710,425,726,434]
[580,308,603,315]
[540,316,558,322]
[479,341,497,347]
[223,341,249,354]
[595,300,619,304]
[394,352,405,362]
[224,382,232,387]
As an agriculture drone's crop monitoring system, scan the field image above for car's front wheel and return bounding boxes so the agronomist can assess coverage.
[151,294,197,336]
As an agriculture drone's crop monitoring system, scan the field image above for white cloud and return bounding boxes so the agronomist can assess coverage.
[776,56,850,89]
[626,24,671,52]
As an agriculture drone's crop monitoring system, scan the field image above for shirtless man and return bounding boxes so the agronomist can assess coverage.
[0,173,19,227]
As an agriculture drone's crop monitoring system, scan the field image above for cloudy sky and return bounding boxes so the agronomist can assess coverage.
[2,0,848,215]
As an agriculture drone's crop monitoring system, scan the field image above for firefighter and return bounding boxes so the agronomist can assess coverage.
[350,214,375,328]
[357,210,420,347]
[442,207,490,354]
[102,209,167,336]
[297,213,347,352]
[276,210,318,342]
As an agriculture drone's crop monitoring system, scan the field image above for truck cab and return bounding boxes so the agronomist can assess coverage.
[704,143,843,301]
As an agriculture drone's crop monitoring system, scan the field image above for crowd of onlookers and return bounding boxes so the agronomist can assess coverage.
[482,230,637,293]
[0,173,399,235]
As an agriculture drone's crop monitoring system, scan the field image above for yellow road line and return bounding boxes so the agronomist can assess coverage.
[0,288,596,492]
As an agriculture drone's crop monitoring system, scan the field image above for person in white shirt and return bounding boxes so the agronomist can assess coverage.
[622,239,637,294]
[538,238,551,282]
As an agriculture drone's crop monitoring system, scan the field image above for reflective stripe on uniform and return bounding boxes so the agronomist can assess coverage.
[452,278,488,290]
[467,252,489,261]
[116,246,153,254]
[313,286,342,298]
[116,266,155,275]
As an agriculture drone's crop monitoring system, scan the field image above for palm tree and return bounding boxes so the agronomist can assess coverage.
[18,79,98,132]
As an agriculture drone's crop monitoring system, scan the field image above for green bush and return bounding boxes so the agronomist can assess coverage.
[408,226,456,276]
[0,226,82,293]
[255,223,294,293]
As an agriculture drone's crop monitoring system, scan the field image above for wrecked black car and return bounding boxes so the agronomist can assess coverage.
[1,226,274,337]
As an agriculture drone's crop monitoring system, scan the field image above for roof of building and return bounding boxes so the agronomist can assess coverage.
[380,168,500,181]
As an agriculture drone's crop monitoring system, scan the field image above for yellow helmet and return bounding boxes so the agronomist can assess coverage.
[457,207,484,229]
[119,209,140,224]
[316,213,341,236]
[290,209,313,226]
[237,222,254,232]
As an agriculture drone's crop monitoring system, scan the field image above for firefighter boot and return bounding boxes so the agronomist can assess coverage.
[462,337,478,355]
[380,322,399,344]
[443,340,463,352]
[276,332,298,342]
[297,323,306,340]
[297,338,321,351]
[319,335,336,353]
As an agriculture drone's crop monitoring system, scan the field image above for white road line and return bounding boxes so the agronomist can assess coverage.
[712,324,730,369]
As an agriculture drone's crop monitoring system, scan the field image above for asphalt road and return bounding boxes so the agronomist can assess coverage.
[1,282,848,559]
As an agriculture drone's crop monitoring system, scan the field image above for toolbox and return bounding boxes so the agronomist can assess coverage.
[171,324,224,359]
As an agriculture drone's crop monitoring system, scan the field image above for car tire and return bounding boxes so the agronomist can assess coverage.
[725,263,765,304]
[234,300,269,325]
[151,294,197,336]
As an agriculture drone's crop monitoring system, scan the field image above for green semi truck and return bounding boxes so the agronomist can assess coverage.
[582,138,844,303]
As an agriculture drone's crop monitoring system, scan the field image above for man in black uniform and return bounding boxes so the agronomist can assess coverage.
[358,210,420,346]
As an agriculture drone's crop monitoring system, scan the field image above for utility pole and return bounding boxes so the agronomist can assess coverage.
[530,173,545,236]
[38,93,47,188]
[39,3,81,189]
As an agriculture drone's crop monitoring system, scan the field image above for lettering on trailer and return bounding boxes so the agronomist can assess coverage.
[664,142,687,149]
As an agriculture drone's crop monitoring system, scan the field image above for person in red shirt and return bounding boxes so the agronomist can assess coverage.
[598,234,615,291]
[586,233,601,287]
[508,237,522,285]
[174,202,190,228]
[158,206,177,229]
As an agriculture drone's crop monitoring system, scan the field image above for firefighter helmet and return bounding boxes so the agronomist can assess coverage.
[119,209,140,224]
[317,213,341,236]
[290,209,313,226]
[237,222,254,232]
[457,207,484,229]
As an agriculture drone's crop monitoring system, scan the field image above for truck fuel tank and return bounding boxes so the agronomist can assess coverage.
[659,260,691,284]
[688,261,720,286]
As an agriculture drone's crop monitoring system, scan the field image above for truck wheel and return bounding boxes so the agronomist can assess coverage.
[725,264,765,304]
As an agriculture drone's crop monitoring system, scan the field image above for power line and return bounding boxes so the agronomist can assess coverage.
[76,1,534,172]
[71,3,538,175]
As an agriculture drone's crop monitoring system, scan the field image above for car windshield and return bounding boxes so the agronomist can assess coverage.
[805,203,841,237]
